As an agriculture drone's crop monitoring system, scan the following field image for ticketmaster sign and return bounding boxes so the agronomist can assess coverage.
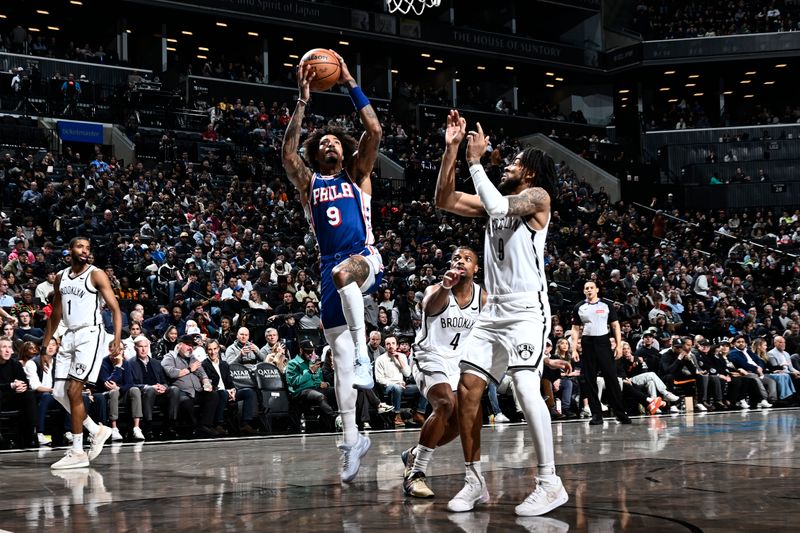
[58,121,104,144]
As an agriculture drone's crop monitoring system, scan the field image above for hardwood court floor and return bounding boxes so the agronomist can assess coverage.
[1,409,797,532]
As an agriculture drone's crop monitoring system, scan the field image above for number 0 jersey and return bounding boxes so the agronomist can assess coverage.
[483,214,550,295]
[414,283,483,361]
[304,169,375,258]
[58,265,104,329]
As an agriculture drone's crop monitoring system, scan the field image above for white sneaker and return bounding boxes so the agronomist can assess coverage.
[599,403,609,412]
[378,402,394,414]
[664,392,680,402]
[580,406,591,418]
[64,431,74,444]
[696,402,707,412]
[335,415,343,432]
[339,433,371,483]
[447,473,490,512]
[758,399,772,409]
[352,352,374,390]
[87,424,112,461]
[51,449,90,470]
[110,427,124,442]
[669,405,680,414]
[516,516,571,533]
[132,427,146,441]
[494,413,511,423]
[37,433,52,446]
[515,476,569,517]
[737,399,750,410]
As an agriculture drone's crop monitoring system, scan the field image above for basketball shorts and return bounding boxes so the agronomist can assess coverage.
[412,351,461,397]
[320,246,384,329]
[459,292,551,384]
[54,325,108,386]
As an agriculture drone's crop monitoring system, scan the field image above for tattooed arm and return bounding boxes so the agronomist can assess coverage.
[281,65,313,197]
[331,51,382,194]
[505,187,551,217]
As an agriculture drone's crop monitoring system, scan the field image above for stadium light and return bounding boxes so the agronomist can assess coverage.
[198,46,209,51]
[688,74,700,78]
[723,91,733,95]
[693,92,704,96]
[248,32,259,37]
[555,77,564,81]
[745,71,756,75]
[28,27,41,32]
[764,81,775,85]
[659,87,670,91]
[36,10,50,15]
[664,70,676,75]
[166,47,176,52]
[668,98,678,102]
[198,55,208,59]
[167,38,177,43]
[421,53,431,58]
[505,66,514,71]
[282,36,293,41]
[477,66,485,70]
[434,59,443,64]
[391,69,398,74]
[685,83,696,87]
[618,89,630,94]
[546,83,555,88]
[776,63,787,68]
[289,54,299,59]
[69,1,83,4]
[283,63,293,67]
[47,26,60,31]
[546,72,555,76]
[216,22,228,27]
[339,41,349,46]
[182,30,193,35]
[744,94,754,98]
[0,14,6,19]
[427,67,436,71]
[740,80,751,84]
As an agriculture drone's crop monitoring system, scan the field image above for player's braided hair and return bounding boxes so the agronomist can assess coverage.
[302,126,358,173]
[519,147,557,202]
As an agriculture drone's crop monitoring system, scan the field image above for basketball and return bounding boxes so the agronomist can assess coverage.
[299,48,341,91]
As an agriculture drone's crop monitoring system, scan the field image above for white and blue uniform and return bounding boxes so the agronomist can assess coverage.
[305,169,383,329]
[54,265,108,385]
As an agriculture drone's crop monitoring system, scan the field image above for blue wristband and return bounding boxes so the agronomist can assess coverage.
[348,85,370,111]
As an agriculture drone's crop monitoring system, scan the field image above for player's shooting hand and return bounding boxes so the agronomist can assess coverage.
[465,122,490,163]
[297,64,314,101]
[445,110,466,147]
[329,50,354,85]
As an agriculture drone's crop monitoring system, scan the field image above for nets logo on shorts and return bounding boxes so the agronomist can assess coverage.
[74,362,87,375]
[516,343,536,360]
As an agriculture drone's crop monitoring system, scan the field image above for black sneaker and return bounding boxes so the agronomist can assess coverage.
[616,413,632,424]
[589,416,604,425]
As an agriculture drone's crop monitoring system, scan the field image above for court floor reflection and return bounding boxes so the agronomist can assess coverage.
[1,409,797,532]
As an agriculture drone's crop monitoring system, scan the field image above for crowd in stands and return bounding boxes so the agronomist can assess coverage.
[631,0,800,40]
[2,92,800,448]
[645,99,800,130]
[1,25,118,65]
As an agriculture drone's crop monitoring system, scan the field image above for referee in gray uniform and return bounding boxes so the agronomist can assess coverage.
[571,281,631,425]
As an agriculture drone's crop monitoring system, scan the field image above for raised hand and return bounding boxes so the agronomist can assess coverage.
[441,269,461,289]
[445,109,466,147]
[329,50,355,85]
[466,121,490,163]
[297,64,314,101]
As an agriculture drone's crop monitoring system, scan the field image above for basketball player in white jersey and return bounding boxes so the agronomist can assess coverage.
[401,246,485,498]
[435,110,572,516]
[41,237,122,469]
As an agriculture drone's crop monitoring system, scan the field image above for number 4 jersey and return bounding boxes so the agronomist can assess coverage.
[305,169,375,257]
[414,283,483,361]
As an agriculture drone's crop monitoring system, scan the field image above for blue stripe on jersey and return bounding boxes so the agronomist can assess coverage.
[306,169,374,257]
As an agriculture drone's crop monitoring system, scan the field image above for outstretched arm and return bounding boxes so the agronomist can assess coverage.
[434,110,485,218]
[281,65,314,196]
[332,51,382,192]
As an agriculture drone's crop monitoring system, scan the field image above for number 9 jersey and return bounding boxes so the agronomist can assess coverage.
[304,169,375,257]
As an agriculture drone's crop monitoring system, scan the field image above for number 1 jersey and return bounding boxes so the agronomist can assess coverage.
[58,265,104,329]
[304,169,375,257]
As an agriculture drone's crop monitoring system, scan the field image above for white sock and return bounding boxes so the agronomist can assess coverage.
[465,461,482,482]
[337,282,366,362]
[72,433,84,453]
[83,417,100,435]
[512,370,557,478]
[410,445,435,476]
[331,341,359,446]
